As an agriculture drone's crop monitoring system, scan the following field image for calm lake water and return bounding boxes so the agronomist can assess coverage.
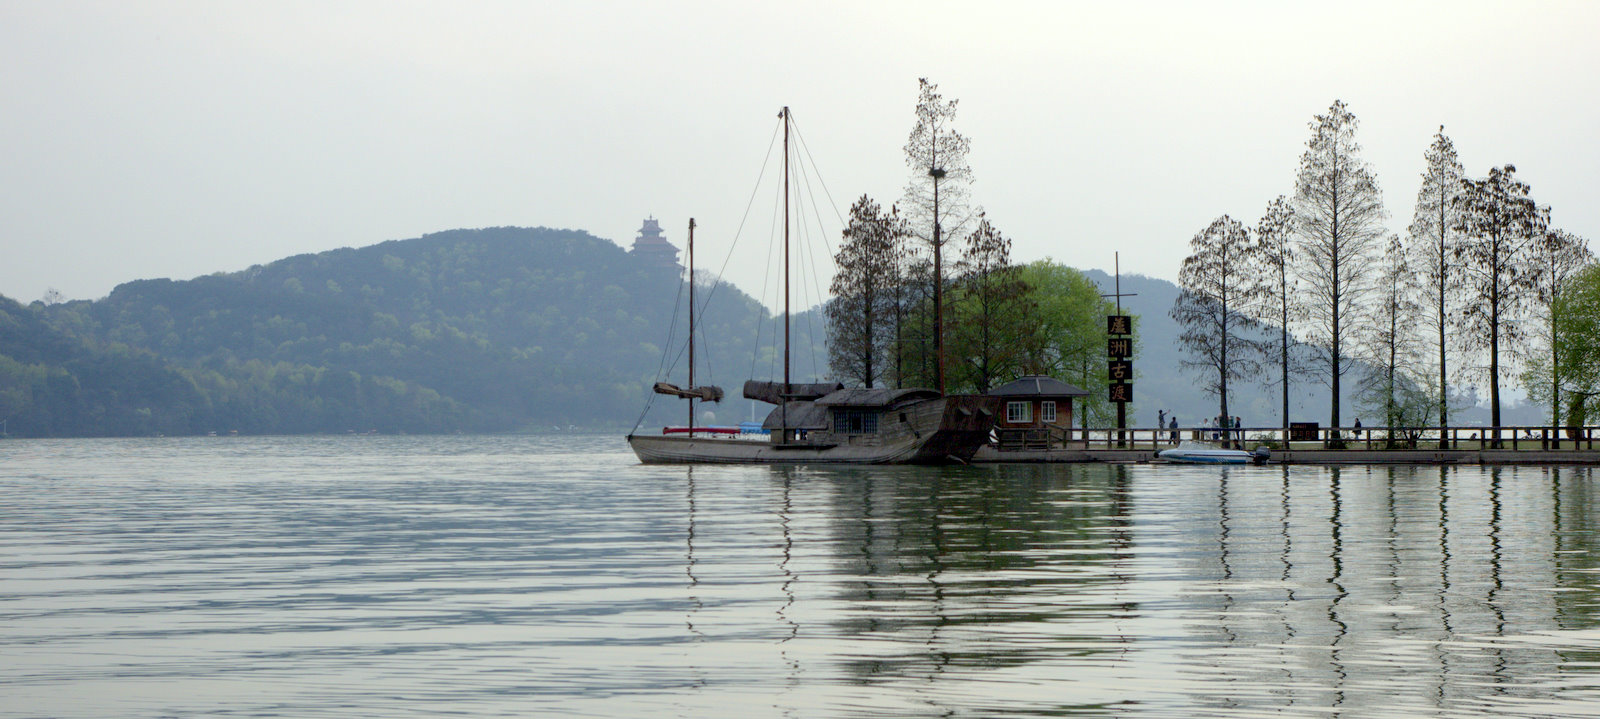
[2,435,1598,718]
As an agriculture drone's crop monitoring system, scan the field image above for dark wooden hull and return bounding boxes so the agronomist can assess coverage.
[628,395,998,465]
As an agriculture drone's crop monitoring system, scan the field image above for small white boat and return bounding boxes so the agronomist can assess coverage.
[1158,441,1263,465]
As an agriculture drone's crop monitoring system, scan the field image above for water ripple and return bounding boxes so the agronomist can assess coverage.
[2,438,1598,717]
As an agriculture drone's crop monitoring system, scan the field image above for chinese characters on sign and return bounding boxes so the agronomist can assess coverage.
[1107,315,1132,404]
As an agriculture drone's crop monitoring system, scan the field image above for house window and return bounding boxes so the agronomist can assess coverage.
[833,409,879,434]
[1041,401,1057,423]
[1006,401,1032,424]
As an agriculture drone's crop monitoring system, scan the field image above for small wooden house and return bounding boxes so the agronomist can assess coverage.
[988,375,1089,450]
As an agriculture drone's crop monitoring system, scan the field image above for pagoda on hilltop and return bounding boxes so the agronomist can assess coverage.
[629,217,681,270]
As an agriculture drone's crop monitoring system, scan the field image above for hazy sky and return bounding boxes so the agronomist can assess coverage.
[4,0,1597,308]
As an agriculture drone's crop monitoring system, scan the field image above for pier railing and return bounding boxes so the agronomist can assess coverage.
[1072,425,1600,451]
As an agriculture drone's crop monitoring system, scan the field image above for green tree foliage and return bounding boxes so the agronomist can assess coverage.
[948,216,1032,393]
[883,258,1116,414]
[1172,215,1262,424]
[826,196,904,388]
[1521,230,1593,427]
[1540,264,1600,428]
[1011,262,1120,429]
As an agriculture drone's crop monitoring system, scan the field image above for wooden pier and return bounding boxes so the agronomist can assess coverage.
[971,424,1600,465]
[972,446,1600,465]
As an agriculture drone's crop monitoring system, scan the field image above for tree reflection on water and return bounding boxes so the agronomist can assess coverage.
[790,463,1600,716]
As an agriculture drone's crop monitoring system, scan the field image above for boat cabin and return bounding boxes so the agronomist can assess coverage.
[987,375,1089,450]
[750,382,945,447]
[816,388,943,441]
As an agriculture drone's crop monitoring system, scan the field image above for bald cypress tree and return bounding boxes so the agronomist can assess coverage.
[1453,164,1548,444]
[1172,215,1262,425]
[1358,234,1426,443]
[1292,100,1386,436]
[1526,229,1592,436]
[1252,195,1307,435]
[949,215,1031,393]
[1405,127,1466,445]
[827,195,904,388]
[902,78,975,394]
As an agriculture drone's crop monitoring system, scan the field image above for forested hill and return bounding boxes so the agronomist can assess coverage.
[0,293,213,436]
[2,226,1535,438]
[1,227,823,437]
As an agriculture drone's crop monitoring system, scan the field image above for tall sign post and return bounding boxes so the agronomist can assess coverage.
[1101,253,1136,447]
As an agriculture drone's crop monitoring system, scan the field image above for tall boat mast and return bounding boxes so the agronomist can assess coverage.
[780,106,791,440]
[781,107,791,394]
[687,217,696,434]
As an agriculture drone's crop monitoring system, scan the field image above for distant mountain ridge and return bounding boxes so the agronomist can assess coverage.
[0,226,1539,437]
[2,226,824,436]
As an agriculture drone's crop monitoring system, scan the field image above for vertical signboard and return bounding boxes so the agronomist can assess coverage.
[1107,316,1132,405]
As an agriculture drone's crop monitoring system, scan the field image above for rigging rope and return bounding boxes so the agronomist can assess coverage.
[756,174,783,383]
[631,108,855,431]
[787,116,848,382]
[631,264,690,433]
[788,116,845,253]
[639,118,784,430]
[698,120,781,323]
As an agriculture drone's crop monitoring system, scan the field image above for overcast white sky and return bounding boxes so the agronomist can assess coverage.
[3,0,1597,308]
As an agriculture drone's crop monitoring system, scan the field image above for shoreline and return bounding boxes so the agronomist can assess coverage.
[973,446,1600,465]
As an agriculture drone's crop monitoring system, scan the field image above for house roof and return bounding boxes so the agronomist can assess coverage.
[987,375,1089,398]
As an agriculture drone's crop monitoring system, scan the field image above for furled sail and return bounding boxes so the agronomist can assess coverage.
[653,382,724,402]
[742,380,844,405]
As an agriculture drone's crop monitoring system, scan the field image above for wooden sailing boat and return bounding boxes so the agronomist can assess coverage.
[626,107,998,464]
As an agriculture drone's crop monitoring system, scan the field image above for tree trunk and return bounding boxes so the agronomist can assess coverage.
[1331,272,1342,441]
[931,135,944,396]
[1490,238,1502,448]
[1219,321,1230,433]
[1438,196,1450,448]
[1551,269,1560,448]
[1281,321,1289,440]
[1329,172,1342,443]
[863,286,874,389]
